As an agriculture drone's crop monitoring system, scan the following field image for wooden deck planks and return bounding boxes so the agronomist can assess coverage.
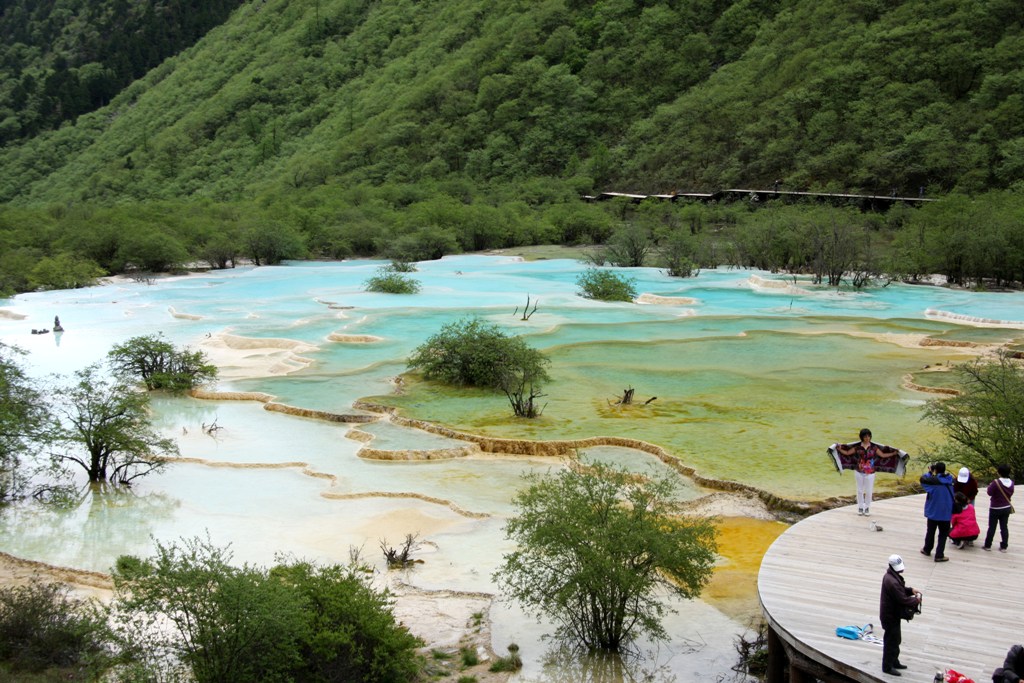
[759,492,1023,682]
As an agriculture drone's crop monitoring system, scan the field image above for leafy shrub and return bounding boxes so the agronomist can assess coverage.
[407,317,549,390]
[494,464,717,652]
[108,333,218,392]
[408,317,551,417]
[272,561,424,683]
[575,268,637,301]
[382,227,459,262]
[388,260,418,272]
[112,538,423,683]
[0,581,113,673]
[489,643,522,672]
[363,267,421,294]
[459,646,479,667]
[112,540,306,683]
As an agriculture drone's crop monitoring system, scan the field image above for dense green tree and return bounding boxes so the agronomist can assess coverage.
[599,222,653,267]
[107,333,218,393]
[242,220,306,266]
[116,230,190,273]
[576,267,637,301]
[0,581,114,675]
[407,317,551,417]
[28,252,105,291]
[363,266,421,294]
[494,463,717,652]
[52,364,177,484]
[0,343,51,503]
[111,537,308,683]
[271,560,424,682]
[112,538,423,683]
[922,351,1024,482]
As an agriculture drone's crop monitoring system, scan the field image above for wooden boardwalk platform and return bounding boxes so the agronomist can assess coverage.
[759,493,1022,682]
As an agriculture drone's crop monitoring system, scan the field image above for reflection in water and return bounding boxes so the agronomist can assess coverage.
[527,643,679,683]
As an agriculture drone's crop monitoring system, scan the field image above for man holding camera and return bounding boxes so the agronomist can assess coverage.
[920,461,956,562]
[880,554,922,676]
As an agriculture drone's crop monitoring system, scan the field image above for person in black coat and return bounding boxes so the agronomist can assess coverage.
[880,554,922,676]
[993,644,1024,683]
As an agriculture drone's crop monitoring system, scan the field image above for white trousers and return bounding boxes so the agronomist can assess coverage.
[855,470,875,510]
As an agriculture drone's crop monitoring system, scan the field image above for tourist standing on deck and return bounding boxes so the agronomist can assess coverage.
[920,462,955,562]
[955,467,979,504]
[983,464,1015,553]
[836,428,902,516]
[880,554,921,677]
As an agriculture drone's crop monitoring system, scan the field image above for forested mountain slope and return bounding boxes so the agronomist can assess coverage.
[1,0,1021,207]
[0,0,246,144]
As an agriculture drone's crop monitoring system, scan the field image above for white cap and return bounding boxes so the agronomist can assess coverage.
[957,467,970,483]
[888,554,905,572]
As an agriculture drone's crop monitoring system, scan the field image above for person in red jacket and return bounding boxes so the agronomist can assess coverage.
[950,492,980,548]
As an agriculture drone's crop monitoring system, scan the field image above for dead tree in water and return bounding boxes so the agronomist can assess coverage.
[513,295,539,321]
[609,387,657,406]
[381,533,420,568]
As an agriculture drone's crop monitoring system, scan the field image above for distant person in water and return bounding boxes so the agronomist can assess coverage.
[955,467,979,504]
[836,429,903,516]
[984,464,1015,553]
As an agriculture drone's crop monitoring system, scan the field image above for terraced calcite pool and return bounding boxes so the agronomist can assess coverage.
[3,256,1023,681]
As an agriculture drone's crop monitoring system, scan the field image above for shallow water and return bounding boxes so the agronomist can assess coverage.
[3,257,1024,680]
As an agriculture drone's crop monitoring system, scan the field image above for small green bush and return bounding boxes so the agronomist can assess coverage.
[364,268,421,294]
[575,268,637,301]
[0,581,113,674]
[489,643,522,672]
[459,646,479,667]
[388,260,418,272]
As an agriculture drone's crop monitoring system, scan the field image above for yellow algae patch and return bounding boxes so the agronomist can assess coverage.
[704,517,788,622]
[635,293,698,306]
[199,331,319,379]
[0,308,27,320]
[328,333,383,343]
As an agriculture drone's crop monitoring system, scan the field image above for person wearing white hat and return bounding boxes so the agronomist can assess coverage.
[880,554,922,676]
[954,467,979,504]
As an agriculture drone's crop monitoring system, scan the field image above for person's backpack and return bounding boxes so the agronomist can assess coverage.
[835,624,872,639]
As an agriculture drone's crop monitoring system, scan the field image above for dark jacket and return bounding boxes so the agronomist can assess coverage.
[994,644,1024,683]
[879,566,919,624]
[921,471,955,521]
[954,475,979,503]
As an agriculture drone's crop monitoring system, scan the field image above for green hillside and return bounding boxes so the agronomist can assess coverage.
[1,0,1023,296]
[2,0,1021,205]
